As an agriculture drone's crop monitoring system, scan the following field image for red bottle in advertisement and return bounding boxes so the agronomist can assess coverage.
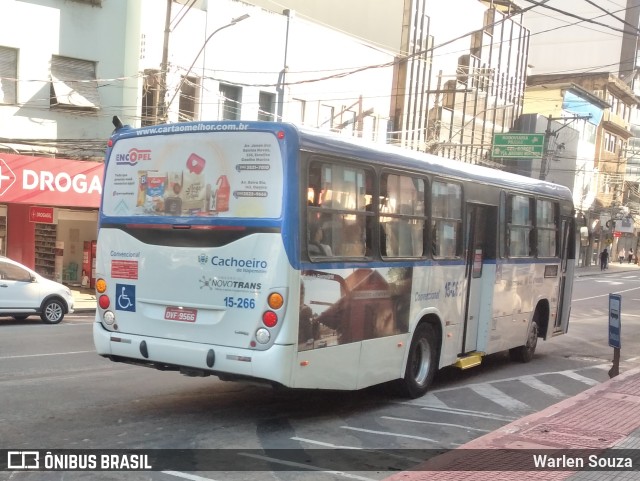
[215,175,230,212]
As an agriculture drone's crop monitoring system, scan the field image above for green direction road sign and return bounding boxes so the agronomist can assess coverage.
[492,133,544,159]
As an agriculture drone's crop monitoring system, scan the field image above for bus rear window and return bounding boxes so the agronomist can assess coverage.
[102,131,283,219]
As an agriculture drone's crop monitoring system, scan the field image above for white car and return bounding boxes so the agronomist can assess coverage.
[0,256,75,324]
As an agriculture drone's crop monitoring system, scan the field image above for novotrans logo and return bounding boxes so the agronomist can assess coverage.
[115,148,152,166]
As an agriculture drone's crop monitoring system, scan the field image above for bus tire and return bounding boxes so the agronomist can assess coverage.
[400,323,438,398]
[509,316,539,363]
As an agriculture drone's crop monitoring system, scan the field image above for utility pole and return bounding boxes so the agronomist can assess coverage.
[539,114,592,180]
[157,0,172,124]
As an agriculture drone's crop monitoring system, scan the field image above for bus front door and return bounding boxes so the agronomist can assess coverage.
[462,204,497,355]
[554,216,573,334]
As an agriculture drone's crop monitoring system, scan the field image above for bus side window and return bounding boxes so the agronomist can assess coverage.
[431,180,462,259]
[340,222,365,256]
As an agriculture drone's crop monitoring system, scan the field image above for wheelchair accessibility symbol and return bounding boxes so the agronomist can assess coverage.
[115,283,136,312]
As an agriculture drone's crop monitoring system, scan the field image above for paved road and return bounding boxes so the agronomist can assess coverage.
[1,271,639,480]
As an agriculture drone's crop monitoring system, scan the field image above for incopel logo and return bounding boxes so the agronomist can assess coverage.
[115,148,152,166]
[0,158,17,196]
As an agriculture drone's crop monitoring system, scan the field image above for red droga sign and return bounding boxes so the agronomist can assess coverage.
[0,154,104,207]
[29,206,55,224]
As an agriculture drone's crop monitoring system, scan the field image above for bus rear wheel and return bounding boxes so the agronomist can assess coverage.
[509,317,539,363]
[400,323,438,398]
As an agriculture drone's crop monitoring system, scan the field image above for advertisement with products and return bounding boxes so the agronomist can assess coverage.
[102,132,283,218]
[298,267,412,352]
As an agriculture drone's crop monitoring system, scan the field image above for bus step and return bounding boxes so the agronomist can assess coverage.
[454,352,484,370]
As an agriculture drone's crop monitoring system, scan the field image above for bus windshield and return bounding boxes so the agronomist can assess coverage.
[102,131,283,220]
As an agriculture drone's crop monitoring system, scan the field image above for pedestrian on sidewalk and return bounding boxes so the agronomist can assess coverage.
[628,248,634,264]
[600,248,609,270]
[618,247,626,263]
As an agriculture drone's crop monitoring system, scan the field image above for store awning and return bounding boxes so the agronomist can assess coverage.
[0,154,103,207]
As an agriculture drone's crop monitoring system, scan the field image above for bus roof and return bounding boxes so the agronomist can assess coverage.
[293,124,574,203]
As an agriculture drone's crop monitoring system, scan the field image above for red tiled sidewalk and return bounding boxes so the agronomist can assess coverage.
[384,367,640,481]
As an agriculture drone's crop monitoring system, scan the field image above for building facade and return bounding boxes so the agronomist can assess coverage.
[0,0,141,281]
[524,74,640,264]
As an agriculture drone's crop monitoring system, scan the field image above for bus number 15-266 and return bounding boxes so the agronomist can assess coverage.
[224,297,256,309]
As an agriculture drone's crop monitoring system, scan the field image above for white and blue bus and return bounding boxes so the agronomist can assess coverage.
[93,120,575,398]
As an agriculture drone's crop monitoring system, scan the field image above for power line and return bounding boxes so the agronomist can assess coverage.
[522,0,637,35]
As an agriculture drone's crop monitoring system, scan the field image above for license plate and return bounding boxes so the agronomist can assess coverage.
[164,307,197,322]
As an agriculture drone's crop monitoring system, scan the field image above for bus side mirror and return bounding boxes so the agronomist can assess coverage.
[579,226,589,247]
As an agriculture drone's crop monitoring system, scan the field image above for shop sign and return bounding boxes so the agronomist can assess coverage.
[0,154,104,207]
[29,206,55,224]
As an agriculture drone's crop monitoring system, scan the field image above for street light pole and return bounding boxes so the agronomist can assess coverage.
[157,0,173,124]
[165,13,250,120]
[277,9,293,121]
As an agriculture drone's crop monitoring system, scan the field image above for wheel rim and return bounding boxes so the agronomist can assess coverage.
[412,338,431,385]
[45,302,63,322]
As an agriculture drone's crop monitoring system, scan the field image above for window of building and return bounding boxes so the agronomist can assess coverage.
[0,46,17,105]
[362,114,377,141]
[507,194,533,257]
[319,104,334,130]
[431,180,462,258]
[340,110,356,135]
[50,55,100,110]
[306,160,373,259]
[219,83,242,120]
[258,91,275,121]
[379,173,426,257]
[604,132,617,153]
[178,75,199,122]
[289,98,306,124]
[141,69,160,126]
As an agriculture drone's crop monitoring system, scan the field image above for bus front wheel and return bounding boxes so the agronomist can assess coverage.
[400,323,438,398]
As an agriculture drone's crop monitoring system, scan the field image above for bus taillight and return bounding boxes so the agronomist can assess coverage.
[96,278,107,293]
[262,311,278,328]
[267,293,284,310]
[99,295,110,309]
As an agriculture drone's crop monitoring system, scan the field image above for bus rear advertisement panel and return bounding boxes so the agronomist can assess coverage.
[102,131,282,219]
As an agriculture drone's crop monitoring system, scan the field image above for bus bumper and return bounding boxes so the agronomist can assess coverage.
[93,321,294,386]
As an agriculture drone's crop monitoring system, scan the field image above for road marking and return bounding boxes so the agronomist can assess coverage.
[519,375,566,398]
[0,350,93,360]
[291,437,361,449]
[469,384,531,413]
[381,415,490,433]
[291,437,424,463]
[399,393,449,409]
[574,284,640,301]
[558,370,599,386]
[341,426,439,443]
[405,405,517,422]
[162,472,218,481]
[238,453,376,481]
